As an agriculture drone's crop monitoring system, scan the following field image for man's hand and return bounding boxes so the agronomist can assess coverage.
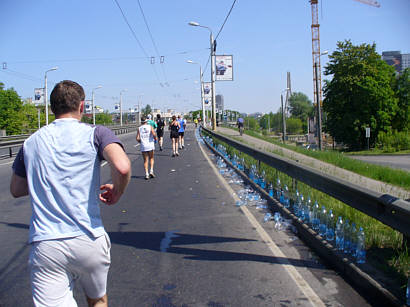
[99,183,121,205]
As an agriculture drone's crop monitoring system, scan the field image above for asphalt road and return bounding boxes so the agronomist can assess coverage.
[348,154,410,172]
[0,127,374,306]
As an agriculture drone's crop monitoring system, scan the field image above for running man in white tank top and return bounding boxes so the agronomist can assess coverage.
[137,116,158,180]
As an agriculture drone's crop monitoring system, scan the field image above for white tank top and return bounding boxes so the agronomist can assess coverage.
[139,124,155,151]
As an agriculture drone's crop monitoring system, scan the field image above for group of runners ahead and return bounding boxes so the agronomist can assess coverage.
[137,113,187,180]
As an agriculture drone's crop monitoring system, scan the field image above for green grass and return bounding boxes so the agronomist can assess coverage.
[204,133,410,296]
[223,127,410,191]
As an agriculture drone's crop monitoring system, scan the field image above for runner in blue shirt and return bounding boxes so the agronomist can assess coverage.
[177,115,186,149]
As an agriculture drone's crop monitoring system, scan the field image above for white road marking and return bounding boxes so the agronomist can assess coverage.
[0,160,14,166]
[197,140,326,307]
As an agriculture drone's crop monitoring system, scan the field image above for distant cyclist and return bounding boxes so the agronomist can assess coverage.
[237,117,244,135]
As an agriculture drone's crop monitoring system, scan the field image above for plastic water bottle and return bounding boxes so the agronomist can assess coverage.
[406,277,410,306]
[318,206,327,237]
[343,220,351,254]
[306,197,313,224]
[275,178,281,200]
[335,216,344,250]
[263,212,272,223]
[268,183,274,198]
[279,189,285,204]
[299,194,306,221]
[350,223,358,256]
[312,201,320,231]
[326,209,335,241]
[356,227,366,264]
[260,176,266,189]
[283,185,290,209]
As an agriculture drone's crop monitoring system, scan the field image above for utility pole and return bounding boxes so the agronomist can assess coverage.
[281,94,286,142]
[315,62,323,150]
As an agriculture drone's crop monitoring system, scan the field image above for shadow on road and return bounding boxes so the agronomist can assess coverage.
[108,231,322,269]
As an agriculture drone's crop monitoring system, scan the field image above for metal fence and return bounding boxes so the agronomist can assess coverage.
[202,127,410,238]
[0,124,138,159]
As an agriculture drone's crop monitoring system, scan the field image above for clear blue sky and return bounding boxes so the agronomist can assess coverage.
[1,0,409,114]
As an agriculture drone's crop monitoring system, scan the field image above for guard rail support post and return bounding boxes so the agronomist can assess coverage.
[9,147,12,158]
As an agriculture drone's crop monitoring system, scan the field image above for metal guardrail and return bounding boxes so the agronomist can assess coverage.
[202,127,410,237]
[0,124,138,158]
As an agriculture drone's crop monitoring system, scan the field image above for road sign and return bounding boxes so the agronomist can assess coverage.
[366,127,370,138]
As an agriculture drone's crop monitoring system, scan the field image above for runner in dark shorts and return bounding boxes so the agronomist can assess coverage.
[169,115,180,157]
[156,114,165,151]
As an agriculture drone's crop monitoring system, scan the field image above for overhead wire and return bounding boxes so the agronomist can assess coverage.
[112,0,162,86]
[2,48,209,65]
[201,0,238,78]
[136,0,169,84]
[215,0,237,41]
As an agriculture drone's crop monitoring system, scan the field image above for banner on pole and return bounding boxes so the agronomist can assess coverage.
[34,88,44,105]
[215,55,233,81]
[84,100,92,114]
[203,82,212,104]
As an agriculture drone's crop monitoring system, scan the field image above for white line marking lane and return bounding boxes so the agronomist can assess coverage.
[197,140,326,307]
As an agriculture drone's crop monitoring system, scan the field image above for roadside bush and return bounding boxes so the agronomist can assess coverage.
[376,130,410,152]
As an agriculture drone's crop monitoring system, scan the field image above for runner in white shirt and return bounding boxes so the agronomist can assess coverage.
[136,116,158,180]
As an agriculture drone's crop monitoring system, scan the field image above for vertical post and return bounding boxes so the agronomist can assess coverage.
[37,108,40,129]
[315,63,323,150]
[200,66,205,127]
[92,91,95,125]
[210,33,216,131]
[44,74,48,125]
[119,95,122,126]
[281,94,286,142]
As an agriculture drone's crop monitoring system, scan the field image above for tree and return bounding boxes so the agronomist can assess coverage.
[0,84,25,134]
[323,40,398,150]
[286,117,303,134]
[288,92,314,123]
[244,117,259,131]
[141,104,152,117]
[393,68,410,132]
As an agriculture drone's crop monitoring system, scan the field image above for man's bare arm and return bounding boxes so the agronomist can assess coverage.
[100,143,131,205]
[10,173,29,198]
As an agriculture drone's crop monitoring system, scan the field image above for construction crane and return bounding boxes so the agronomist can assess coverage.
[309,0,380,107]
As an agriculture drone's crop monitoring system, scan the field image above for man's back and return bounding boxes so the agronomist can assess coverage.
[23,118,105,243]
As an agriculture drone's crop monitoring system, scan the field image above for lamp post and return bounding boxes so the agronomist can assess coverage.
[44,66,58,125]
[189,21,216,131]
[281,88,290,142]
[120,89,127,126]
[92,85,102,125]
[315,50,328,150]
[187,60,206,127]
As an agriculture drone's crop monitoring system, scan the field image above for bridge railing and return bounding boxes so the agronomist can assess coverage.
[0,124,138,158]
[201,127,410,238]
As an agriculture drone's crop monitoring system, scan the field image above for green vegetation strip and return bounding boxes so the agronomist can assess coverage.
[227,127,410,191]
[203,130,409,293]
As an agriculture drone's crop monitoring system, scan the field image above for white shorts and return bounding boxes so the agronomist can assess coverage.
[29,233,111,307]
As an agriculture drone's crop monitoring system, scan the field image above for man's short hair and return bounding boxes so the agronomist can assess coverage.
[50,80,85,117]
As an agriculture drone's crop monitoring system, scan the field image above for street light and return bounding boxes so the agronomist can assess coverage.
[120,89,127,126]
[315,50,328,150]
[188,21,216,131]
[187,60,206,127]
[281,88,290,142]
[44,66,58,125]
[92,85,102,125]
